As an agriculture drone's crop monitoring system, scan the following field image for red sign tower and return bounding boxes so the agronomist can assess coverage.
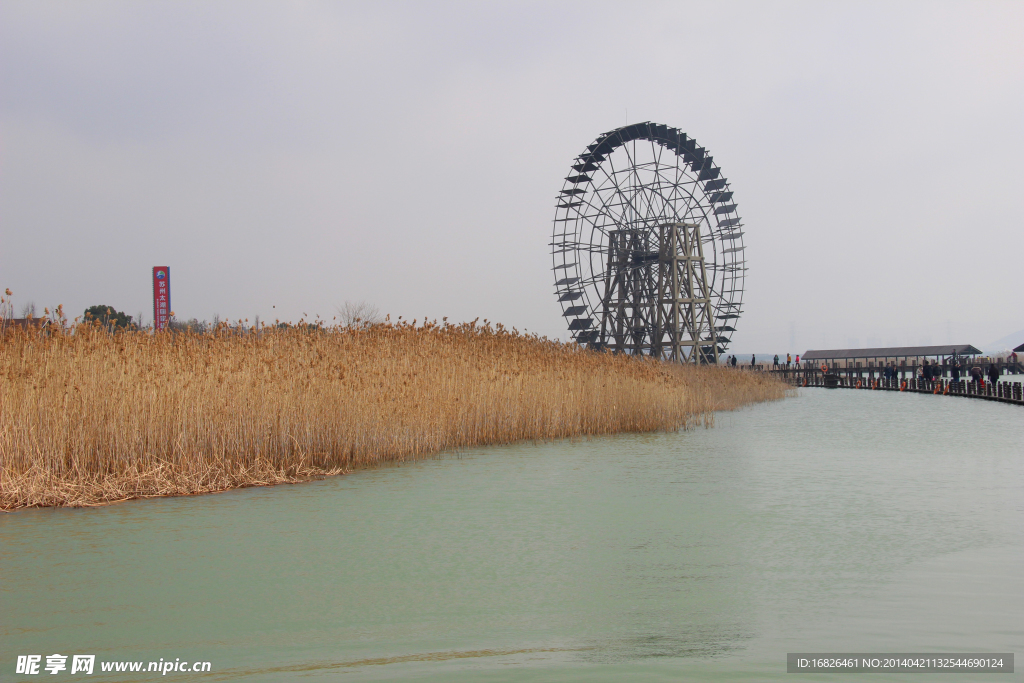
[152,267,171,330]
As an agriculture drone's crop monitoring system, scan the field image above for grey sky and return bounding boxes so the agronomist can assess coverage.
[2,1,1022,353]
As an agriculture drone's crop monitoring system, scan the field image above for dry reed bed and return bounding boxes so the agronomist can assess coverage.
[0,321,789,510]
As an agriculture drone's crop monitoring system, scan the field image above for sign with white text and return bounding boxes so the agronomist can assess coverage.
[152,267,171,330]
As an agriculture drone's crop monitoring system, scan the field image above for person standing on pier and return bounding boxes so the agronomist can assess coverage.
[773,354,779,368]
[731,355,737,367]
[988,362,1000,386]
[786,353,792,368]
[751,354,756,368]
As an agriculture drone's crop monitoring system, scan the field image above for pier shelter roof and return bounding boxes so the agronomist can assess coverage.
[802,345,981,362]
[1015,342,1024,353]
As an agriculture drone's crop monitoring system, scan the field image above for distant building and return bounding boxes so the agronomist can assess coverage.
[3,318,49,330]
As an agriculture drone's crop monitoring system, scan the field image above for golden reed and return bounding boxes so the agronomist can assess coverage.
[0,320,789,510]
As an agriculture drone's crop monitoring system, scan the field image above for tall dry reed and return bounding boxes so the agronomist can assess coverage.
[0,320,789,509]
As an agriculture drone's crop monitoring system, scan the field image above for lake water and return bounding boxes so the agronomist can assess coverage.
[2,389,1022,682]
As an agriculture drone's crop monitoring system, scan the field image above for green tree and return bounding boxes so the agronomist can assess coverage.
[83,305,135,330]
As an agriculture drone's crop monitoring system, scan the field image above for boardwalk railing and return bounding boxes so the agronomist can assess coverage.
[772,372,1024,406]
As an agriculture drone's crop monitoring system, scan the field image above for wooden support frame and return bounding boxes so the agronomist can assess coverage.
[596,222,719,364]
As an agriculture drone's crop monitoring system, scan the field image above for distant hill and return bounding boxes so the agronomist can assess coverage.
[984,328,1024,353]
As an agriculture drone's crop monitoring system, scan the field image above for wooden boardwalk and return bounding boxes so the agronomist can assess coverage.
[769,371,1024,406]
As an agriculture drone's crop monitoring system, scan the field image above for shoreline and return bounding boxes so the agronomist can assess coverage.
[1,321,790,510]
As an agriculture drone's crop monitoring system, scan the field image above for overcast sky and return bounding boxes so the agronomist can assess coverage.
[2,1,1023,353]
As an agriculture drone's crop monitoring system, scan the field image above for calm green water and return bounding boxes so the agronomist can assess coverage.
[2,390,1022,682]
